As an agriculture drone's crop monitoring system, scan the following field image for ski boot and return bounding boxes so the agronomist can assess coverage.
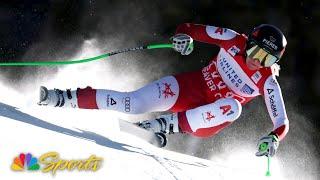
[138,113,179,147]
[38,86,63,106]
[38,86,78,108]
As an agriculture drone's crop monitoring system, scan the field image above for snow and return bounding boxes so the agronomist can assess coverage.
[0,92,285,180]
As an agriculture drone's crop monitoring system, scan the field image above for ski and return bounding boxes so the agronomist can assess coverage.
[119,119,167,148]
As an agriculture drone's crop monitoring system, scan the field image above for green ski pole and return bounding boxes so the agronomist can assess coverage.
[0,43,173,66]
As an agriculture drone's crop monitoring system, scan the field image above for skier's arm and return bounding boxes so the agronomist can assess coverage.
[175,23,238,46]
[262,75,289,141]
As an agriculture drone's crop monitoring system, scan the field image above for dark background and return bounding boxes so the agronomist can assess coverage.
[0,0,319,178]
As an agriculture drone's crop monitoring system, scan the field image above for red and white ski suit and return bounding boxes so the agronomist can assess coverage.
[72,23,289,140]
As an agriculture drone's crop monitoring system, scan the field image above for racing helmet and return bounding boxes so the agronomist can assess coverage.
[246,24,287,67]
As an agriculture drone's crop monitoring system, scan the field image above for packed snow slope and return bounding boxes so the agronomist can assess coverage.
[0,100,281,180]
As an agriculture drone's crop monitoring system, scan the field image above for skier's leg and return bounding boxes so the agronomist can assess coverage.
[178,98,242,137]
[38,76,179,114]
[139,98,241,137]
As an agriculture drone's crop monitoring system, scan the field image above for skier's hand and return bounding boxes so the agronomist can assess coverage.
[172,34,194,55]
[255,133,279,157]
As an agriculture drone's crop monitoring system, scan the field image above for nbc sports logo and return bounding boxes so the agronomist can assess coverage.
[11,153,40,171]
[10,151,103,175]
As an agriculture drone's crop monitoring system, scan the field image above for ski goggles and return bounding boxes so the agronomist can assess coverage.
[246,44,279,67]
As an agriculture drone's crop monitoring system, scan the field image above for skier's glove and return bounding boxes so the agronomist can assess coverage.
[172,34,194,55]
[256,133,279,157]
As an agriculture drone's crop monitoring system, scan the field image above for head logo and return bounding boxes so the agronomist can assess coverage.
[11,153,40,171]
[262,38,278,50]
[270,36,276,42]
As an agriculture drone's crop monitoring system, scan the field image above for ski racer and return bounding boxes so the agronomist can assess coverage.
[38,23,289,157]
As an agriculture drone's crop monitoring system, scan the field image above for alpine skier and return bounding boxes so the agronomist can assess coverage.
[38,23,289,157]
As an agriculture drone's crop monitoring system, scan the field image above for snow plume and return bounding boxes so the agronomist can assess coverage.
[0,2,176,145]
[0,0,175,117]
[0,0,175,87]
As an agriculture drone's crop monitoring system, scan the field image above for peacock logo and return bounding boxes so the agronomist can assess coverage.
[11,153,40,171]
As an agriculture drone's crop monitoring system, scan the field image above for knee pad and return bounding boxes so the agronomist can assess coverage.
[214,98,242,122]
[184,98,242,133]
